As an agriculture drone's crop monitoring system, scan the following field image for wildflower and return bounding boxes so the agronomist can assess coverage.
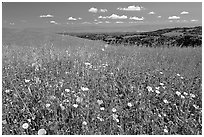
[190,93,196,98]
[38,128,47,135]
[76,96,83,103]
[65,89,70,92]
[27,119,31,122]
[81,87,89,91]
[180,76,184,79]
[104,44,109,48]
[177,73,181,76]
[160,83,164,86]
[60,104,66,110]
[163,99,169,104]
[147,86,153,92]
[176,91,181,96]
[22,123,29,129]
[193,104,199,109]
[84,62,91,66]
[127,102,133,107]
[160,71,163,74]
[25,79,30,83]
[155,90,160,94]
[112,108,117,112]
[112,114,119,122]
[155,87,160,90]
[102,48,105,51]
[46,103,51,108]
[163,113,167,117]
[73,104,78,108]
[164,128,168,133]
[82,121,87,125]
[158,114,162,117]
[2,119,7,125]
[97,116,104,121]
[181,95,185,99]
[100,107,105,110]
[183,92,188,96]
[5,89,10,93]
[97,100,103,105]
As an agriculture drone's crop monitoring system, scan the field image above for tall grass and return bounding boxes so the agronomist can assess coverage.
[2,43,202,135]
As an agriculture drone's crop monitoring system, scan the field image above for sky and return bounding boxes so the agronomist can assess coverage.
[2,2,202,30]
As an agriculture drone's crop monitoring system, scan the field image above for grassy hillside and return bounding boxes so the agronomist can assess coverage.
[2,28,202,135]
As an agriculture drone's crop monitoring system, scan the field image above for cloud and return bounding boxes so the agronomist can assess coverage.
[115,21,124,23]
[168,16,180,20]
[117,5,144,11]
[100,9,108,12]
[98,14,127,19]
[78,17,82,20]
[109,14,127,19]
[40,14,54,18]
[180,11,189,15]
[82,22,92,24]
[89,7,98,13]
[68,17,77,21]
[157,16,162,18]
[130,16,144,21]
[9,22,15,25]
[191,19,198,22]
[148,11,155,14]
[105,21,110,23]
[50,20,58,24]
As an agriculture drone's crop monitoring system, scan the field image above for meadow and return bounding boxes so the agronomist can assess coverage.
[2,39,202,135]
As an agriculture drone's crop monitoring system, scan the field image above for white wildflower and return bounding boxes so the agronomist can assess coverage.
[158,114,162,117]
[180,76,184,79]
[155,87,160,90]
[5,89,10,93]
[97,99,103,105]
[102,48,105,51]
[112,114,119,122]
[147,86,153,92]
[2,119,7,124]
[46,103,51,108]
[193,104,199,109]
[181,95,185,99]
[163,113,167,117]
[81,87,89,91]
[73,104,78,108]
[65,89,70,92]
[22,123,29,129]
[100,107,105,110]
[85,62,91,66]
[164,128,168,133]
[160,71,163,74]
[60,104,65,110]
[82,121,87,125]
[97,116,104,121]
[25,79,30,83]
[112,108,117,112]
[160,83,164,86]
[163,99,169,104]
[177,74,181,76]
[127,102,133,107]
[155,90,160,94]
[176,91,181,96]
[27,119,31,122]
[38,128,47,135]
[183,92,188,96]
[190,93,196,98]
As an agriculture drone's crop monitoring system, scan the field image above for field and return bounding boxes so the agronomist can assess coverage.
[2,35,202,135]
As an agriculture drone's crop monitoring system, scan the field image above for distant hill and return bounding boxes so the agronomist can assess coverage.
[59,26,202,48]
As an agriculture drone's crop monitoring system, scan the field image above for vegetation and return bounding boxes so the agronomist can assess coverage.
[2,38,202,135]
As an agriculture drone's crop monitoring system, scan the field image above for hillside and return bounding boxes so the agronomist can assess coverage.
[59,26,202,48]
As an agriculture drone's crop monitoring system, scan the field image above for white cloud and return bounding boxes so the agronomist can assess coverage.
[94,19,98,21]
[100,9,108,12]
[130,16,144,21]
[40,14,54,18]
[95,21,103,24]
[98,14,127,19]
[115,21,124,23]
[89,7,98,13]
[180,11,189,15]
[191,19,198,22]
[168,16,180,20]
[117,5,144,11]
[105,21,110,23]
[50,20,58,24]
[148,11,155,14]
[78,17,82,20]
[157,16,162,18]
[68,17,77,21]
[109,14,127,19]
